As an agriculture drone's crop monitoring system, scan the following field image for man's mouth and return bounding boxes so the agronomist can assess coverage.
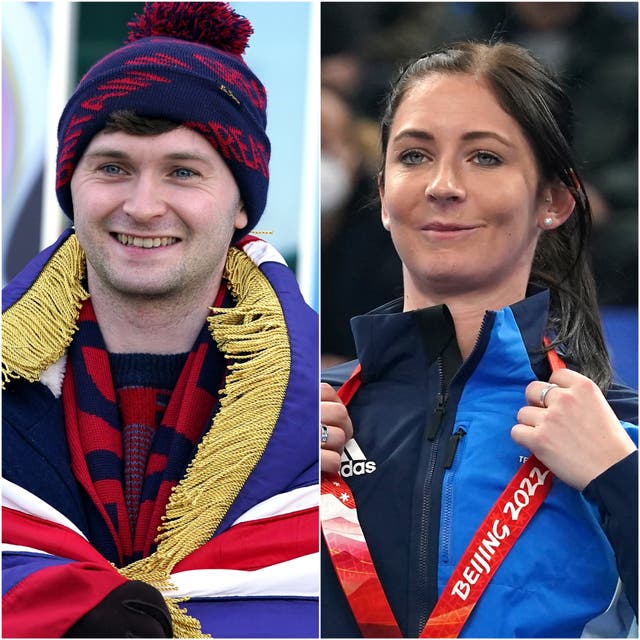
[115,233,179,248]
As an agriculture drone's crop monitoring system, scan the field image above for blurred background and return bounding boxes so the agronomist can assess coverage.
[320,2,638,387]
[2,1,319,308]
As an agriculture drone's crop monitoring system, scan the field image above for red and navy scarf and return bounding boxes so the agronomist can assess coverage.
[62,287,229,567]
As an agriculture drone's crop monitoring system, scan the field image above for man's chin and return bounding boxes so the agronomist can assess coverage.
[93,275,184,301]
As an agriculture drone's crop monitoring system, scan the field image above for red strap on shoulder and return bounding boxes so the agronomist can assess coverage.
[420,458,552,637]
[543,337,567,371]
[337,363,362,405]
[321,474,402,637]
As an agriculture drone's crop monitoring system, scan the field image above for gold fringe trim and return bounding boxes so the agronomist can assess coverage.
[2,235,89,389]
[119,247,292,638]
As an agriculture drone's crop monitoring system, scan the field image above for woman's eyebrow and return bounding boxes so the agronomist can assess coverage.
[392,129,513,148]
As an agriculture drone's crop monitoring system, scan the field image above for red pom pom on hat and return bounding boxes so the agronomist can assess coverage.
[126,2,253,55]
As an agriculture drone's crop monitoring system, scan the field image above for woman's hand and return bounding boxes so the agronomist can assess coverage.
[321,382,353,474]
[512,369,637,490]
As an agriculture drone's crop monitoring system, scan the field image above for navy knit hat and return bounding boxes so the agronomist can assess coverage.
[56,2,269,241]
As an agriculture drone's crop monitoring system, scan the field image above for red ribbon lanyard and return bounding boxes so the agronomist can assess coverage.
[321,347,565,638]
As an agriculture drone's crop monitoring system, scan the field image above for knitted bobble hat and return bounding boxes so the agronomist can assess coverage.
[56,2,270,242]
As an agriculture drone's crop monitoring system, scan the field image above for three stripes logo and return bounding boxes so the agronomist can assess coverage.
[340,439,377,477]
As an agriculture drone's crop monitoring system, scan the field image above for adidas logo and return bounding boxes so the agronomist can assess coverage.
[340,439,377,477]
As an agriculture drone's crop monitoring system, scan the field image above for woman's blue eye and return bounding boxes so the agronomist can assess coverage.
[401,150,426,165]
[474,151,501,166]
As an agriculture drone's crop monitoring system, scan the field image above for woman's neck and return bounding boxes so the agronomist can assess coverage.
[402,276,528,360]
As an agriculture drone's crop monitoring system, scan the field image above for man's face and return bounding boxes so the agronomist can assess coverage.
[71,126,248,304]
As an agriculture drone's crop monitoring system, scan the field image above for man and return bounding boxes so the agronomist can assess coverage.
[2,3,318,638]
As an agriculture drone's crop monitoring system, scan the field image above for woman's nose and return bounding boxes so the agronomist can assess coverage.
[424,161,465,203]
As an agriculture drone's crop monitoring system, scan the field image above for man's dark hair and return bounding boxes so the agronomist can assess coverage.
[104,110,181,136]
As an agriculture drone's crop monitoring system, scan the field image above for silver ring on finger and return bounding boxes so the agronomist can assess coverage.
[539,383,559,408]
[321,423,329,445]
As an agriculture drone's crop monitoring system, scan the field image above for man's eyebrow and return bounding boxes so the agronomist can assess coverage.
[82,149,213,162]
[392,128,514,147]
[164,152,213,162]
[82,149,130,159]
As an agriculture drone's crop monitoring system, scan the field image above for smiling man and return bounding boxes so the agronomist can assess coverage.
[71,124,248,354]
[2,4,318,638]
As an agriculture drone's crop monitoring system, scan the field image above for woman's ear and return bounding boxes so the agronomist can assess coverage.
[379,174,390,231]
[537,182,576,231]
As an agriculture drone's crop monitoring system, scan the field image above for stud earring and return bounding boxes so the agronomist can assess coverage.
[543,216,553,228]
[544,196,552,203]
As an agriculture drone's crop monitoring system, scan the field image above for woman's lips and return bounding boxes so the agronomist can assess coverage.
[420,222,480,239]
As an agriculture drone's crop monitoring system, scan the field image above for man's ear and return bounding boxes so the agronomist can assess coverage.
[537,182,576,231]
[235,201,249,230]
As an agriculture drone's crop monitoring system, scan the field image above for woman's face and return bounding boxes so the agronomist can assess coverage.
[380,72,552,310]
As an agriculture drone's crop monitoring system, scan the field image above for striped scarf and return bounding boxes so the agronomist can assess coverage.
[62,289,228,567]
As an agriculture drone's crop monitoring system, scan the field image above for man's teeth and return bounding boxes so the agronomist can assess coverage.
[116,234,178,248]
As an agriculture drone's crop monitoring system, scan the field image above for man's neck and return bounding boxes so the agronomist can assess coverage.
[87,278,222,354]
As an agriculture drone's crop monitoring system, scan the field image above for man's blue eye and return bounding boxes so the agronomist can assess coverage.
[174,168,196,178]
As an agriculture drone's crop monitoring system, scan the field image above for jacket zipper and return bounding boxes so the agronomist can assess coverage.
[441,425,468,564]
[415,314,494,634]
[444,427,466,469]
[416,356,448,634]
[427,357,447,441]
[426,392,448,440]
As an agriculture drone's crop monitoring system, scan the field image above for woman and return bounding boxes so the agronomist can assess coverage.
[320,42,637,638]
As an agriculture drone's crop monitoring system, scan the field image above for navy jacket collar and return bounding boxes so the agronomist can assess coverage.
[350,288,551,383]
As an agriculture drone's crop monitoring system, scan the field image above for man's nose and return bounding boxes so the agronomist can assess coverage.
[122,174,167,220]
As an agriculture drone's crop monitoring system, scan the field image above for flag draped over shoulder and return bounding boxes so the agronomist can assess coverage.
[2,231,319,639]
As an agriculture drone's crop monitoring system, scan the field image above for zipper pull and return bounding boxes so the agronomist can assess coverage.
[444,428,466,469]
[426,392,447,440]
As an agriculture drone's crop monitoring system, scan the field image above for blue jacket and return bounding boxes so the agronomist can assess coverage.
[321,290,637,638]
